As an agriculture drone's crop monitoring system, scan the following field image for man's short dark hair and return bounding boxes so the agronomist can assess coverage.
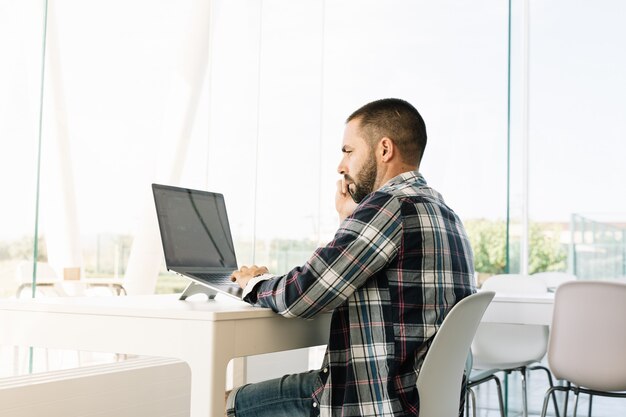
[346,98,427,166]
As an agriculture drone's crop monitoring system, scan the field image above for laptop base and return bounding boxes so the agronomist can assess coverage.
[179,281,218,301]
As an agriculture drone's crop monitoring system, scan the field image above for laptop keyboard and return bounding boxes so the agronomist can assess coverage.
[194,272,235,285]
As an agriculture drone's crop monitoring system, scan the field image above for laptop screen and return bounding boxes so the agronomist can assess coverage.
[152,184,237,269]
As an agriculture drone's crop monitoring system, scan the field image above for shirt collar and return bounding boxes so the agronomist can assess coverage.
[381,170,427,189]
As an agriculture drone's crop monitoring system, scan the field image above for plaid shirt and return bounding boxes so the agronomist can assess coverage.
[247,171,476,416]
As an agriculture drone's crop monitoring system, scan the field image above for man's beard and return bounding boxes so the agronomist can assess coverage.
[346,154,377,204]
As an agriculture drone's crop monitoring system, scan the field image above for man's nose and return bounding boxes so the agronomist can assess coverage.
[337,160,346,175]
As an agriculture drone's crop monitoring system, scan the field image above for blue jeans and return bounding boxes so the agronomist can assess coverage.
[226,370,320,417]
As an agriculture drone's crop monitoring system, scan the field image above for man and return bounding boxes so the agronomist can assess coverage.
[228,98,476,417]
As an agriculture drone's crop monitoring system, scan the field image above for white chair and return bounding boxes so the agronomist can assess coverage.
[14,261,125,298]
[470,274,560,417]
[532,271,577,292]
[14,261,64,297]
[465,351,505,417]
[15,261,59,281]
[416,291,495,417]
[540,280,626,417]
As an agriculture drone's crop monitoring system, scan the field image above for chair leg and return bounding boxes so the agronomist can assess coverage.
[564,381,571,417]
[492,375,506,417]
[540,385,572,417]
[573,388,580,417]
[520,367,529,417]
[540,386,557,417]
[467,374,507,417]
[504,371,510,415]
[465,389,474,417]
[529,365,561,417]
[469,388,477,417]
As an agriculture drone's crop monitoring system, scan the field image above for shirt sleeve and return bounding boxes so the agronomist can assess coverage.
[241,273,274,303]
[251,191,403,319]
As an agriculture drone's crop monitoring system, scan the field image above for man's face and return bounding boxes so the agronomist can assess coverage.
[337,119,378,204]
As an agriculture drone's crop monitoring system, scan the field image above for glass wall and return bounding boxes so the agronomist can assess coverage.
[527,0,626,279]
[209,0,509,288]
[1,0,216,296]
[0,1,46,298]
[37,0,215,294]
[3,0,624,302]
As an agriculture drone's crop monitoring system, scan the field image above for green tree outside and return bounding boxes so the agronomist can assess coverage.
[464,219,567,277]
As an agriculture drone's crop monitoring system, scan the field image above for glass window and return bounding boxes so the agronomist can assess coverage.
[29,0,211,294]
[3,0,520,298]
[322,1,510,285]
[208,0,510,380]
[527,0,626,279]
[0,2,47,299]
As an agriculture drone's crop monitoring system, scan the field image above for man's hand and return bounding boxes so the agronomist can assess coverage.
[230,265,269,289]
[335,179,358,223]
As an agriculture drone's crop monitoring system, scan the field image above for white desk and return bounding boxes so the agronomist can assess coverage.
[483,292,555,326]
[0,292,554,416]
[0,294,331,417]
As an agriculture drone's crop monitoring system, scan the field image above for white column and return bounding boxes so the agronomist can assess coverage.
[41,3,82,278]
[124,0,215,294]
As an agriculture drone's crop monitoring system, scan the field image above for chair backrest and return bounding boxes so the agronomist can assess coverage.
[532,271,576,291]
[15,261,59,283]
[416,291,495,417]
[472,274,549,369]
[548,280,626,392]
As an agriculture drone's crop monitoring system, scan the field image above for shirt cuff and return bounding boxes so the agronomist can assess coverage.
[241,273,275,303]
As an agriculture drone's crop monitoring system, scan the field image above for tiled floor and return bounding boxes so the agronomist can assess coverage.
[469,368,626,417]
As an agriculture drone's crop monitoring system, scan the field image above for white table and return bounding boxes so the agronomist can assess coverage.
[0,291,554,417]
[484,292,555,326]
[0,294,331,417]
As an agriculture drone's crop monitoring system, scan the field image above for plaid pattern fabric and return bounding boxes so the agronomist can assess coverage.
[251,171,476,416]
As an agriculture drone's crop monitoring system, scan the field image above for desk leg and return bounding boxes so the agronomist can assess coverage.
[186,322,235,417]
[187,355,231,417]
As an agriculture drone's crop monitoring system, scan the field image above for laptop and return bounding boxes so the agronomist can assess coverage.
[152,183,243,301]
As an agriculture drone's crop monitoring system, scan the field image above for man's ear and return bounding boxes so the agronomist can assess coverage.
[379,137,395,162]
